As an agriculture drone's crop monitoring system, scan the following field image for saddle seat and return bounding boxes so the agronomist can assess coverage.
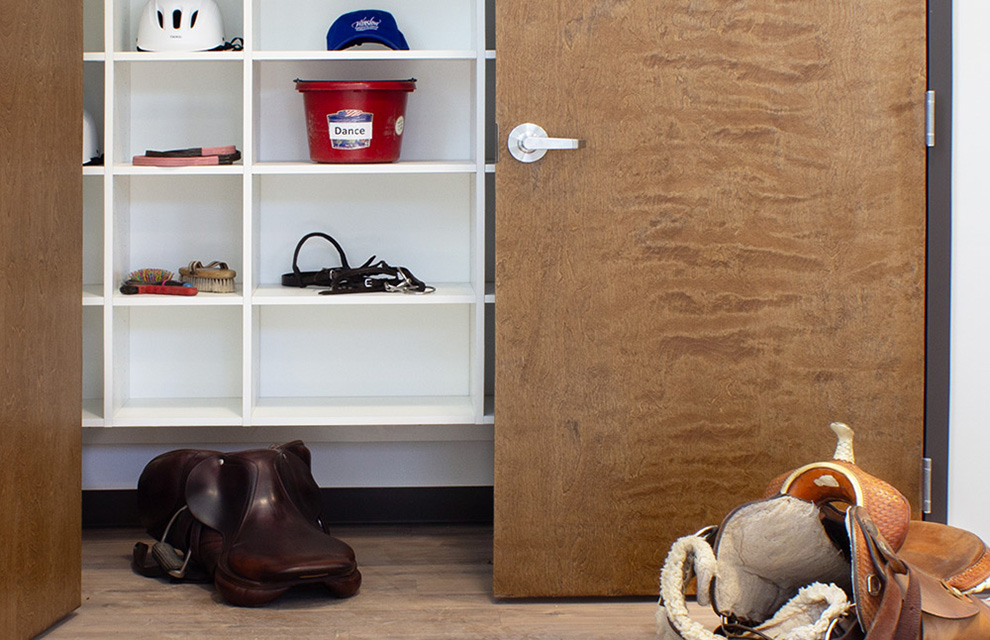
[898,520,990,594]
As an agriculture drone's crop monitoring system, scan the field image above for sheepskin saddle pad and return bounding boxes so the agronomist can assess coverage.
[656,422,990,640]
[132,440,361,606]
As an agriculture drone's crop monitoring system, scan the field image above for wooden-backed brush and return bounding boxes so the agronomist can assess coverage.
[179,261,236,293]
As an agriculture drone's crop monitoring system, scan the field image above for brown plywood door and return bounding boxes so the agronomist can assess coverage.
[494,1,927,596]
[0,0,83,636]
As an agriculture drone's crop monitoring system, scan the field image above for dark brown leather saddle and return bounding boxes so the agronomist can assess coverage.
[132,441,361,606]
[657,423,990,640]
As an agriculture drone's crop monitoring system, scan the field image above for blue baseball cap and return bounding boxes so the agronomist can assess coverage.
[326,10,409,51]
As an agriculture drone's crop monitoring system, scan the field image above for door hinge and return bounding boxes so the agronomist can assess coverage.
[925,90,936,148]
[921,457,933,514]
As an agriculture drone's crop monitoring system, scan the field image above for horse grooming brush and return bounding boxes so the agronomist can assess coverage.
[122,267,197,295]
[120,282,198,296]
[128,268,174,285]
[179,261,236,293]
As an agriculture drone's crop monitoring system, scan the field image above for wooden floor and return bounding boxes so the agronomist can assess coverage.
[39,525,719,639]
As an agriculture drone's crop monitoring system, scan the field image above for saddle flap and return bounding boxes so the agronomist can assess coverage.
[185,454,257,537]
[913,567,987,621]
[136,448,219,540]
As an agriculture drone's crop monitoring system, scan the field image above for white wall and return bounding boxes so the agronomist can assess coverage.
[949,0,990,541]
[83,439,494,489]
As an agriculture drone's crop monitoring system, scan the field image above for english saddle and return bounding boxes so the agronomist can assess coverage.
[657,423,990,639]
[132,440,361,606]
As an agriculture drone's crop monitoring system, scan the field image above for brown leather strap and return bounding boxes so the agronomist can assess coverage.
[864,546,922,639]
[865,568,904,639]
[853,504,921,640]
[889,565,922,640]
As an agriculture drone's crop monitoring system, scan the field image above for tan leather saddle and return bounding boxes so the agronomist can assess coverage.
[657,423,990,640]
[132,441,361,606]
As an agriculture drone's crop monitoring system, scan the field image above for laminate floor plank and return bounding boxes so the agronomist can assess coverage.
[40,525,719,639]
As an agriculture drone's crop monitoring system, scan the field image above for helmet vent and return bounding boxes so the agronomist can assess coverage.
[156,10,164,28]
[190,11,199,28]
[172,9,182,29]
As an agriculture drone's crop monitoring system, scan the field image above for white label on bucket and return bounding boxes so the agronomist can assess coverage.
[327,110,373,150]
[395,116,405,136]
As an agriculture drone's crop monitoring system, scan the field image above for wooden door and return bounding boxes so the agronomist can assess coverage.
[0,0,83,636]
[494,1,927,596]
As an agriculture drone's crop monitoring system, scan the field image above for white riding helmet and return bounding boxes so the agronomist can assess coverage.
[136,0,225,52]
[83,110,100,164]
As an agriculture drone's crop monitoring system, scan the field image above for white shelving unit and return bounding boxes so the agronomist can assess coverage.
[82,0,493,432]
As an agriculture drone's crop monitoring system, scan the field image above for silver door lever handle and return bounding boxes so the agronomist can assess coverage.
[520,136,583,151]
[508,123,586,163]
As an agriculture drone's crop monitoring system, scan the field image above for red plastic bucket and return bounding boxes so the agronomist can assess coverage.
[295,79,416,163]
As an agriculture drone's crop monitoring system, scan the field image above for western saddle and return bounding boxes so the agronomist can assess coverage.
[657,423,990,639]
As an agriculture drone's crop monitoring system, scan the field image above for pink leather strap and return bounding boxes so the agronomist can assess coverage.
[133,155,223,166]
